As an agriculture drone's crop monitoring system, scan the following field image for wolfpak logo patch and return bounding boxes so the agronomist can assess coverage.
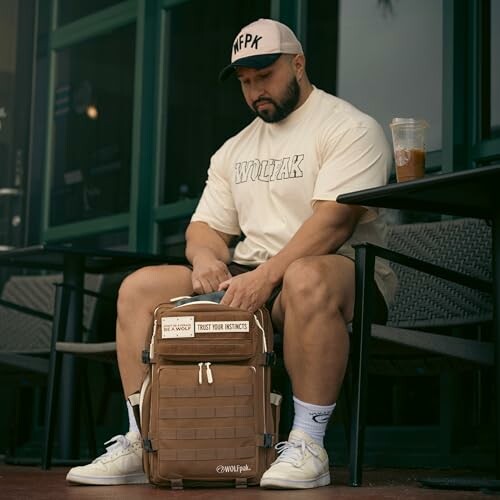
[216,464,251,474]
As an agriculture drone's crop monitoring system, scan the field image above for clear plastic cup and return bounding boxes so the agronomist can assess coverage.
[390,118,428,182]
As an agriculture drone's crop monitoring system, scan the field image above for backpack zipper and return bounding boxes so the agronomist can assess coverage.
[197,362,214,385]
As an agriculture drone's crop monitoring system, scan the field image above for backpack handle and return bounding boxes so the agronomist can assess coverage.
[174,290,225,307]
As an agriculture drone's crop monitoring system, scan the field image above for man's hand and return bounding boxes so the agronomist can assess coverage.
[219,267,275,312]
[191,254,232,295]
[186,221,234,294]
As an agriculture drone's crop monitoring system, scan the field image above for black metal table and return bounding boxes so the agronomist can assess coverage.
[337,164,500,484]
[0,243,186,461]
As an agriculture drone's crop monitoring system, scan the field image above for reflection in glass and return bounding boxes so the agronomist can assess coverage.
[70,230,129,250]
[0,0,35,249]
[306,0,339,95]
[491,0,500,137]
[159,218,191,259]
[337,0,443,152]
[57,0,123,26]
[160,0,269,205]
[50,23,135,226]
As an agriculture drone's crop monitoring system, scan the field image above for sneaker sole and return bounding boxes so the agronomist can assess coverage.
[260,471,331,489]
[66,472,148,485]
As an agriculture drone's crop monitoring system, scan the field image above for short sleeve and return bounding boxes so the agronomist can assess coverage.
[191,149,241,236]
[312,119,392,202]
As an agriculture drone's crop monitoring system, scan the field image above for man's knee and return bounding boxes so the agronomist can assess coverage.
[282,257,332,308]
[118,267,149,309]
[117,265,193,315]
[281,256,355,320]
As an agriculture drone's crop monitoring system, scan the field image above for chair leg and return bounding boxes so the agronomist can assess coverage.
[42,350,62,469]
[42,284,69,470]
[349,245,375,487]
[349,339,363,484]
[7,380,21,459]
[81,362,97,458]
[338,367,352,451]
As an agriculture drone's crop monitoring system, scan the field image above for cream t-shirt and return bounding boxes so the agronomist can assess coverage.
[192,87,397,304]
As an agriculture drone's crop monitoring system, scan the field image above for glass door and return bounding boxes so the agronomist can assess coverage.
[42,0,139,248]
[155,0,271,255]
[0,0,36,251]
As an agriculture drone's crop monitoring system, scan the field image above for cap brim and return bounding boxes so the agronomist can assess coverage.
[219,53,281,82]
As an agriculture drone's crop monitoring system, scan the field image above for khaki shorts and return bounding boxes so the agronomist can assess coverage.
[227,260,388,325]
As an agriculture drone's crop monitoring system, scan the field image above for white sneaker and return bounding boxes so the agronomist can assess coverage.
[66,431,148,485]
[260,429,331,489]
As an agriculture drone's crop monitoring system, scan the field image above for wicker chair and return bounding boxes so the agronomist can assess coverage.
[0,273,118,466]
[348,217,493,486]
[0,274,103,363]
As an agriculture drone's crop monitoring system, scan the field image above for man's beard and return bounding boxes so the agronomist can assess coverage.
[252,77,301,123]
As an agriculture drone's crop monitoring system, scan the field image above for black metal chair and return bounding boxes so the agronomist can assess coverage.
[349,217,493,486]
[41,280,120,469]
[0,273,119,466]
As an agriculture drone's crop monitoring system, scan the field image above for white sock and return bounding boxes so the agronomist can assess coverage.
[291,396,336,445]
[126,399,140,434]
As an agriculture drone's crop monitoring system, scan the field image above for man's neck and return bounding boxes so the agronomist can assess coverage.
[295,80,314,110]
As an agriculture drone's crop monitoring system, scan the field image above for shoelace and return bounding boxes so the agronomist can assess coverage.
[92,434,131,463]
[274,438,320,467]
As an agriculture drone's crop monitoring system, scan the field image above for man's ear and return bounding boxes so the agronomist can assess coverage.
[293,54,306,80]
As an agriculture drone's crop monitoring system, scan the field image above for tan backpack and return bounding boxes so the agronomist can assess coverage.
[140,296,281,489]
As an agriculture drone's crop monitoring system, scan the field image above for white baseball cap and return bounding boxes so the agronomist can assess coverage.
[219,18,303,81]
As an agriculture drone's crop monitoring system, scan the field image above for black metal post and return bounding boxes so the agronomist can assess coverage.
[58,255,84,459]
[42,284,68,469]
[493,211,500,479]
[349,244,375,487]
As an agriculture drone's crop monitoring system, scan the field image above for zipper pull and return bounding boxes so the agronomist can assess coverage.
[198,362,203,384]
[205,362,214,384]
[149,319,158,359]
[254,312,267,352]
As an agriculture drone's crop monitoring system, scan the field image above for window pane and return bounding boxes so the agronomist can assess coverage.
[0,0,35,249]
[50,23,135,226]
[0,1,19,250]
[158,218,191,259]
[337,0,443,153]
[306,0,339,95]
[491,0,500,137]
[160,0,270,204]
[63,229,129,250]
[57,0,123,26]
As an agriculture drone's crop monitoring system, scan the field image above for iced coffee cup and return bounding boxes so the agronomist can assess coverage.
[390,118,428,183]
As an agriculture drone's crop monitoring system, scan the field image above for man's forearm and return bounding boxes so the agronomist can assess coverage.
[258,201,365,287]
[185,221,232,265]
